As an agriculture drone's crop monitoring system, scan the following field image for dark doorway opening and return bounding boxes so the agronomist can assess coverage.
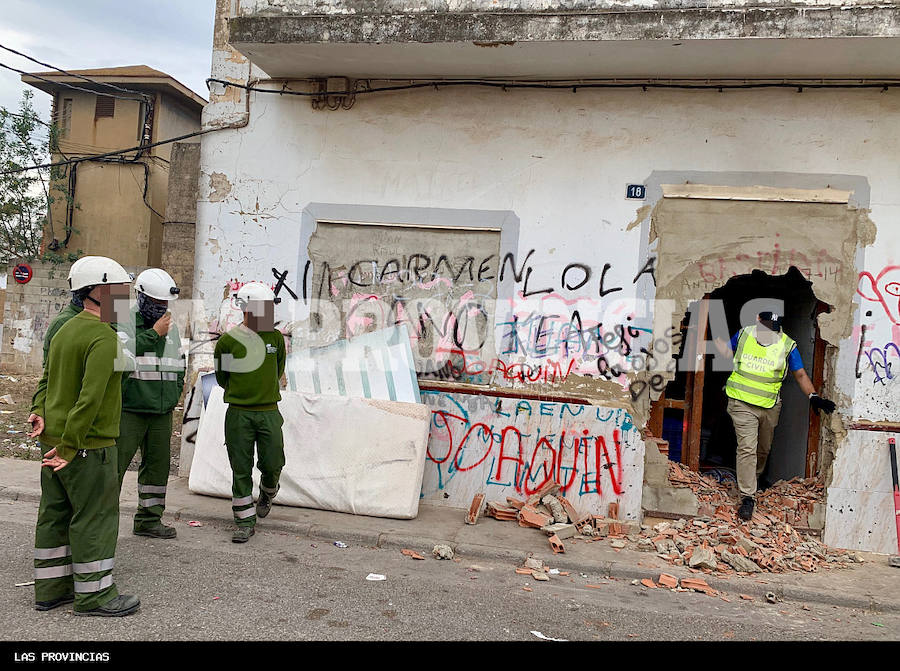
[649,266,828,484]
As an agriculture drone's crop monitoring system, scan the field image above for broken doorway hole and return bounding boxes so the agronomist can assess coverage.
[649,266,829,486]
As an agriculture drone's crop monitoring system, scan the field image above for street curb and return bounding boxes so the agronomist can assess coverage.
[4,485,898,613]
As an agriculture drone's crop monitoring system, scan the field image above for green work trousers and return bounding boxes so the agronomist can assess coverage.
[34,445,120,612]
[225,406,285,527]
[116,410,173,531]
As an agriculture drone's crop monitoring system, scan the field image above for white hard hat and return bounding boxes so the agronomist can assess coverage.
[68,256,132,291]
[236,281,275,307]
[135,268,180,301]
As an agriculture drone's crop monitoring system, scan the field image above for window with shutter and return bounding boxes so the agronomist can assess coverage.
[95,95,115,118]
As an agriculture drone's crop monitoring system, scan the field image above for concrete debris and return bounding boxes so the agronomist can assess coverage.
[610,540,626,549]
[721,549,762,573]
[688,547,717,570]
[542,495,568,524]
[582,524,595,537]
[532,570,550,582]
[638,538,656,552]
[524,557,543,570]
[644,462,855,575]
[541,523,576,540]
[432,544,454,560]
[766,592,778,604]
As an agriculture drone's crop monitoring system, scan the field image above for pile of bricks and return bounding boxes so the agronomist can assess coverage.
[668,463,821,528]
[628,464,862,574]
[482,481,636,554]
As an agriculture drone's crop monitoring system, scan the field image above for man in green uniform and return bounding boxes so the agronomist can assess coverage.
[213,282,286,543]
[28,256,141,616]
[30,256,96,413]
[717,311,835,521]
[116,268,185,539]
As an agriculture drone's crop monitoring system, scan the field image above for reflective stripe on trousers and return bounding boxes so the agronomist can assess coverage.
[34,545,71,560]
[74,574,114,594]
[73,558,114,573]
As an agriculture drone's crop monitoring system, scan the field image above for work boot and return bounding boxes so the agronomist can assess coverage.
[232,526,255,543]
[134,522,177,539]
[35,594,74,611]
[74,594,140,618]
[738,496,755,521]
[256,485,279,519]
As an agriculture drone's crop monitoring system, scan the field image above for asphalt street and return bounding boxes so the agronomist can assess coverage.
[2,497,899,643]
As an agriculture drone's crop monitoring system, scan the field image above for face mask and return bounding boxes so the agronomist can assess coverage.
[138,292,168,326]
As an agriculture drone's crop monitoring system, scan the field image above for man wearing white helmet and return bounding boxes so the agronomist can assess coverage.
[213,281,286,543]
[115,268,185,539]
[29,256,94,413]
[28,256,141,617]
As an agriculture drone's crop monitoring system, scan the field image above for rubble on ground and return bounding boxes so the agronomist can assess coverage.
[634,463,856,574]
[470,461,858,576]
[481,481,634,555]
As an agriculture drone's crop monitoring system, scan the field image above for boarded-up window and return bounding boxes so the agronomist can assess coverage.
[94,95,115,118]
[307,221,502,384]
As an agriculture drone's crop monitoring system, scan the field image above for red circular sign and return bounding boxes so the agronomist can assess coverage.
[13,263,32,284]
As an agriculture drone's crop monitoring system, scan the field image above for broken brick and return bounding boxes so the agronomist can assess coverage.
[641,578,657,588]
[515,567,533,575]
[549,534,565,554]
[465,493,485,525]
[658,574,679,589]
[608,502,619,520]
[400,549,425,560]
[518,506,553,529]
[506,497,525,510]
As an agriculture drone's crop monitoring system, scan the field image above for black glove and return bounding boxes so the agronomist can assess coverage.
[810,394,836,415]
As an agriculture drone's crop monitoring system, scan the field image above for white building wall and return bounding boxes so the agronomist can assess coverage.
[195,82,900,542]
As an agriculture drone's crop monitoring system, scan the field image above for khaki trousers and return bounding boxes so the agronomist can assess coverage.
[726,396,782,498]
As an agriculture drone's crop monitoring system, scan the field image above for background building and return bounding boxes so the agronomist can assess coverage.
[20,65,205,267]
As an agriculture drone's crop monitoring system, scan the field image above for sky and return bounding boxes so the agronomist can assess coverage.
[0,0,216,122]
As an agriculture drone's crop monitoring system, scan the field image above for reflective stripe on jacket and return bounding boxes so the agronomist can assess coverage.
[119,310,186,415]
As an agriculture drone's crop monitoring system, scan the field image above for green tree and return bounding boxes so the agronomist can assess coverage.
[0,89,66,262]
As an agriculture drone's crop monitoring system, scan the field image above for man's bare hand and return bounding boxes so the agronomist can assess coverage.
[28,413,44,438]
[41,447,68,472]
[153,313,172,337]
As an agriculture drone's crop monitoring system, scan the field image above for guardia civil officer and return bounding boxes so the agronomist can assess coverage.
[717,311,836,522]
[116,268,185,539]
[213,282,286,543]
[29,256,140,616]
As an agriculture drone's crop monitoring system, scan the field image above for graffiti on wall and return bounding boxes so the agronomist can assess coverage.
[857,266,900,387]
[420,390,643,517]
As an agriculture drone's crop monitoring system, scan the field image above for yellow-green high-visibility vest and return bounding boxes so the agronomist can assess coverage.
[725,326,796,409]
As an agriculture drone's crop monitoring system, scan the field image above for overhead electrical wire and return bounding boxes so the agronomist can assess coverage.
[0,60,146,102]
[207,77,900,96]
[0,127,217,175]
[0,43,151,99]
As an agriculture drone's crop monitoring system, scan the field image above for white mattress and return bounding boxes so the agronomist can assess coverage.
[188,387,432,519]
